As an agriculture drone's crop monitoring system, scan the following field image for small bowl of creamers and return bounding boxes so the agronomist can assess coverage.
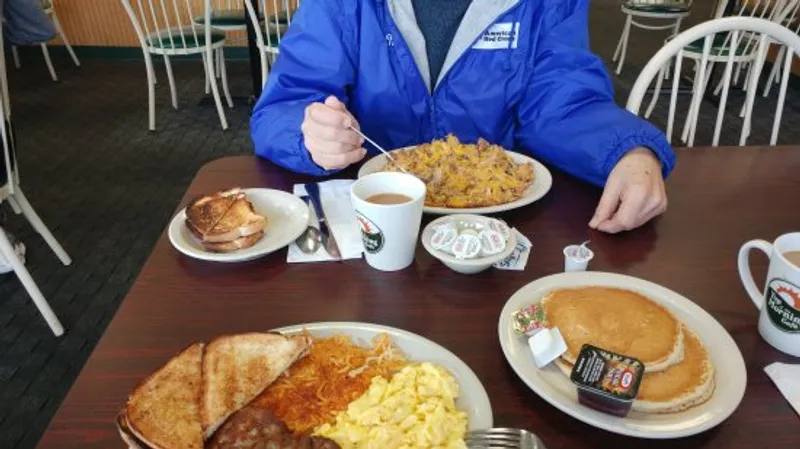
[421,214,516,274]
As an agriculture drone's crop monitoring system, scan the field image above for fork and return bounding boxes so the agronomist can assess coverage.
[466,428,546,449]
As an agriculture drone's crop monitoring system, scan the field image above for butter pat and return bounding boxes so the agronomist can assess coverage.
[528,327,568,368]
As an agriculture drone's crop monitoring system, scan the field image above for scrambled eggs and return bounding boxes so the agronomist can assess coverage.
[314,362,468,449]
[382,135,534,208]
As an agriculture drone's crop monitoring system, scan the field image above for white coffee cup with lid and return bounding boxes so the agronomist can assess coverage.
[738,232,800,357]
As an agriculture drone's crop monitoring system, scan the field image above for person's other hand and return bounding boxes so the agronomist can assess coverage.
[301,96,366,170]
[589,147,667,234]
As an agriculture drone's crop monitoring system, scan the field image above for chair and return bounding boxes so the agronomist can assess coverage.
[640,0,798,147]
[244,0,300,86]
[613,0,693,75]
[193,1,249,90]
[0,21,72,337]
[627,16,800,147]
[120,0,233,131]
[763,3,800,96]
[10,0,81,82]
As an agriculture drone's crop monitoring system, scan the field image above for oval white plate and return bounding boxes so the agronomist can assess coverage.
[498,272,747,439]
[357,148,553,215]
[272,321,493,431]
[168,188,309,263]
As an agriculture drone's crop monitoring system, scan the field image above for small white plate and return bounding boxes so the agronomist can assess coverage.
[421,215,517,274]
[168,188,309,263]
[358,148,553,215]
[272,321,494,431]
[498,272,747,439]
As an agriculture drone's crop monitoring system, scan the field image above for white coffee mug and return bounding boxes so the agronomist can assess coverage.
[350,172,426,271]
[738,232,800,357]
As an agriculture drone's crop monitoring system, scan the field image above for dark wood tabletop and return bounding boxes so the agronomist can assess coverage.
[37,146,800,448]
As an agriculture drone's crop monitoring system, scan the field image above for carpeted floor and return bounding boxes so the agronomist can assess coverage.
[0,0,798,447]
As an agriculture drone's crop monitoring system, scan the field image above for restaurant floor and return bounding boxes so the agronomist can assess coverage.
[1,1,798,447]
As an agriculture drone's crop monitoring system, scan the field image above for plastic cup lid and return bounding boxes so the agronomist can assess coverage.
[564,240,594,262]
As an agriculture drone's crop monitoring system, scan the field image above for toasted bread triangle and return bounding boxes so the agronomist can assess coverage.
[202,196,267,243]
[125,343,204,449]
[200,333,312,439]
[185,188,242,237]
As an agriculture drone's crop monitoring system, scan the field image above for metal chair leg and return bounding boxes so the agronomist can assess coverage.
[616,15,633,75]
[11,188,71,266]
[0,228,65,337]
[205,50,229,130]
[40,43,58,81]
[220,49,234,108]
[163,55,178,110]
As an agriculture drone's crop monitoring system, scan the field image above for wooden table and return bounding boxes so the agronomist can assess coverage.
[37,146,800,448]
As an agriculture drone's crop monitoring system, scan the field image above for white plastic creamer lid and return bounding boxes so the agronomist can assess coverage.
[528,327,568,368]
[563,241,594,272]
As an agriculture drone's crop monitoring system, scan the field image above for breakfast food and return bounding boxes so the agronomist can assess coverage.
[514,285,717,416]
[315,362,468,447]
[207,407,340,449]
[632,326,715,413]
[119,331,470,449]
[555,327,716,414]
[185,187,267,253]
[120,333,312,449]
[124,343,205,449]
[381,135,534,208]
[542,287,684,373]
[254,333,407,433]
[201,333,312,438]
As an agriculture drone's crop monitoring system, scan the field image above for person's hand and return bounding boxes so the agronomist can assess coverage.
[301,96,366,170]
[589,147,667,234]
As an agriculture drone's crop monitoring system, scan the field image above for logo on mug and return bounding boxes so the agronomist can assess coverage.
[356,212,384,254]
[765,278,800,333]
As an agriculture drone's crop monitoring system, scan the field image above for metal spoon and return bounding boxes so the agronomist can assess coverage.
[349,125,409,174]
[295,196,322,254]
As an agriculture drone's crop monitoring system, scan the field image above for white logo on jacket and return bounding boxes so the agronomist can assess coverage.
[472,22,520,50]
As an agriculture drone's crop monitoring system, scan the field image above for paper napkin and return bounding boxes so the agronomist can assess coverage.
[764,362,800,418]
[494,229,532,271]
[286,180,364,263]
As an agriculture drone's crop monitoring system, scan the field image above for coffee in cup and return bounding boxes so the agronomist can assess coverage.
[351,173,426,271]
[738,232,800,357]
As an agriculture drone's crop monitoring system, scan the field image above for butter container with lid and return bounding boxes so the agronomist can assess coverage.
[569,344,644,417]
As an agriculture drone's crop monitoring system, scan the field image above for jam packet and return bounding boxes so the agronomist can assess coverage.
[511,303,548,337]
[570,344,644,417]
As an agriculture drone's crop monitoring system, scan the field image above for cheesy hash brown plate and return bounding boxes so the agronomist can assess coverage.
[380,135,534,208]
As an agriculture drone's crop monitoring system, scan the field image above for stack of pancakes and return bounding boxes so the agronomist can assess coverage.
[544,287,715,414]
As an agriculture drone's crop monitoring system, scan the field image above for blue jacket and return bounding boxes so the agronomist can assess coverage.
[251,0,675,187]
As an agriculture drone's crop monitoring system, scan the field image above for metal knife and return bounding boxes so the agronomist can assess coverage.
[304,182,342,260]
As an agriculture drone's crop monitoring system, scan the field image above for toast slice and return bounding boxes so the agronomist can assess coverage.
[202,196,267,243]
[117,412,148,449]
[202,231,265,253]
[200,333,312,439]
[185,188,242,238]
[125,343,204,449]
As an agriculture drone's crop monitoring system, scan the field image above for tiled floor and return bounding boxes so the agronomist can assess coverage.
[0,1,798,447]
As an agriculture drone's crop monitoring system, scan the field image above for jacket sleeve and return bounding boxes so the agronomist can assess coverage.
[515,0,675,187]
[250,0,357,176]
